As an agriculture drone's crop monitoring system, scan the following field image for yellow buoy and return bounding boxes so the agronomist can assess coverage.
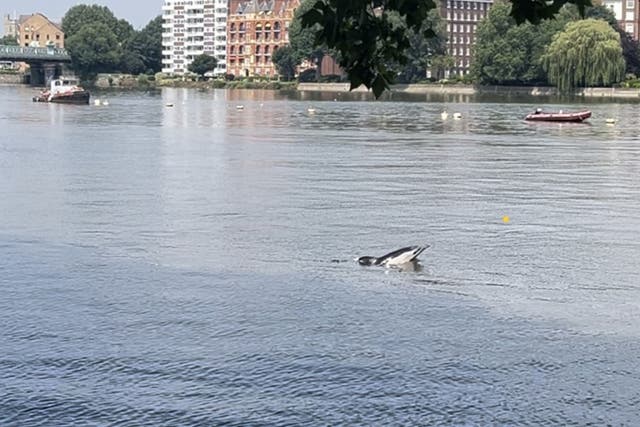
[502,215,510,223]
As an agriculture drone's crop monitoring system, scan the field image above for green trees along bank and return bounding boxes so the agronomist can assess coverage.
[62,4,162,81]
[471,2,635,92]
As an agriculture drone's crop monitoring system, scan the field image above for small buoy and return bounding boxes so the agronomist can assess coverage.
[236,105,244,110]
[441,111,448,120]
[605,118,617,124]
[165,103,174,107]
[102,100,109,106]
[307,107,316,114]
[94,99,101,106]
[502,215,510,224]
[453,112,462,120]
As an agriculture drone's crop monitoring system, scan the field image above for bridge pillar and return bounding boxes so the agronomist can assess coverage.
[30,63,44,86]
[43,63,57,87]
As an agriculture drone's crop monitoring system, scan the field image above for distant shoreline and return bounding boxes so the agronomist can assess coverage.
[4,72,640,99]
[297,82,640,99]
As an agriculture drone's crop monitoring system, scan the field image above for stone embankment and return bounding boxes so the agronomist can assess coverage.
[0,73,25,84]
[297,83,640,99]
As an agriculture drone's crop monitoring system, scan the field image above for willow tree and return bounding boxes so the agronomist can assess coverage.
[542,19,625,92]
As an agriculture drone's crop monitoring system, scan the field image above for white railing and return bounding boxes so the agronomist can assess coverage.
[0,45,69,59]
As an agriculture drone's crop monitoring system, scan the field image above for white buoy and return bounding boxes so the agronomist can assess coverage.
[94,99,101,106]
[605,118,617,124]
[453,112,462,120]
[307,107,316,114]
[102,100,109,106]
[441,111,448,120]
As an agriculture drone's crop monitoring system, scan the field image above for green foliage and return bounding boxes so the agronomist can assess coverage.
[297,68,317,82]
[542,19,625,92]
[137,74,151,86]
[123,16,163,74]
[188,54,218,77]
[471,2,628,86]
[0,35,18,45]
[471,2,563,85]
[120,51,146,75]
[388,9,448,84]
[271,45,298,81]
[301,0,593,97]
[62,5,122,40]
[290,0,327,67]
[63,6,163,78]
[66,22,122,79]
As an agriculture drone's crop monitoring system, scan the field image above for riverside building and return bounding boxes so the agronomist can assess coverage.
[603,0,638,39]
[440,0,493,78]
[226,0,299,78]
[161,0,228,75]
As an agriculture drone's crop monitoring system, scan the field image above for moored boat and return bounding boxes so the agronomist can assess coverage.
[525,109,591,122]
[32,77,90,104]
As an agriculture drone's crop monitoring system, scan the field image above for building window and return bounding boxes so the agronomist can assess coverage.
[626,0,634,9]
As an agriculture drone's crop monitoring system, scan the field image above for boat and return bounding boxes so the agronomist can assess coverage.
[32,77,90,104]
[524,109,591,122]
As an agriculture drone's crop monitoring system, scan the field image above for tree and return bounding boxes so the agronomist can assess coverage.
[471,2,564,85]
[542,19,625,92]
[62,5,121,40]
[188,54,218,77]
[122,16,163,74]
[0,35,18,45]
[66,22,121,79]
[271,45,297,80]
[119,50,146,75]
[289,0,328,81]
[389,9,448,83]
[470,2,623,86]
[557,4,640,75]
[300,0,593,97]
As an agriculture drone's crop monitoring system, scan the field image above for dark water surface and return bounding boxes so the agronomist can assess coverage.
[1,86,640,425]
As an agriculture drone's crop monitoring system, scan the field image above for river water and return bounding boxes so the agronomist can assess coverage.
[1,85,639,425]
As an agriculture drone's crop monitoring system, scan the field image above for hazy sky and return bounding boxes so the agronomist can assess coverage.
[3,1,161,31]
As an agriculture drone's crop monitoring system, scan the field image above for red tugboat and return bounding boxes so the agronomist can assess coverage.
[32,77,90,104]
[525,109,591,122]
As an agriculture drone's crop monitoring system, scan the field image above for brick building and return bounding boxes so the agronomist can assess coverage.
[603,0,638,39]
[442,0,493,77]
[12,13,64,48]
[226,0,299,78]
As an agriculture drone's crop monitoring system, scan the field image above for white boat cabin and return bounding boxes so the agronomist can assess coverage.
[50,77,81,94]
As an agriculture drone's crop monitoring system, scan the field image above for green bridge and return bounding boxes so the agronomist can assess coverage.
[0,44,71,85]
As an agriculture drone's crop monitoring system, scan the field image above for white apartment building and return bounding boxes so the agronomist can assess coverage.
[162,0,228,75]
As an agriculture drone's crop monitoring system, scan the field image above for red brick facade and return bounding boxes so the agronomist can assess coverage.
[227,0,299,77]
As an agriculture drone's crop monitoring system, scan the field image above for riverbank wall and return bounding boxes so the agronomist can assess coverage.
[297,83,640,99]
[0,73,25,84]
